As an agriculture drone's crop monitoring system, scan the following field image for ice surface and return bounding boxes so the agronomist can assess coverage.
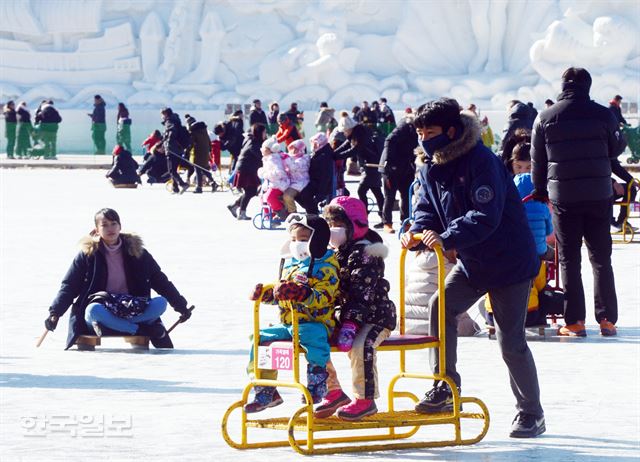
[0,0,637,110]
[1,169,639,461]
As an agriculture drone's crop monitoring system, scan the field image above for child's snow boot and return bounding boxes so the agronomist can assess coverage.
[336,399,377,421]
[336,321,358,352]
[306,365,328,404]
[244,386,283,413]
[314,389,351,418]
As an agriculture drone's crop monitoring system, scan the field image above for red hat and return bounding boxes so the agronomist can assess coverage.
[112,145,124,156]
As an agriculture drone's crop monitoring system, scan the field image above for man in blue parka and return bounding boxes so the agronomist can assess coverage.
[401,98,544,438]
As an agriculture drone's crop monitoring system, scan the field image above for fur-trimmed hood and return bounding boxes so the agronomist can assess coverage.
[79,233,144,258]
[363,241,389,259]
[431,112,481,165]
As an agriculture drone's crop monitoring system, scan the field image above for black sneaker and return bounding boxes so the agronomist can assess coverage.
[510,412,546,438]
[136,321,166,339]
[415,382,458,414]
[373,222,384,229]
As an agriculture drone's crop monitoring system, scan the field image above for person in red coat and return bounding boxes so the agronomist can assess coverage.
[275,113,301,147]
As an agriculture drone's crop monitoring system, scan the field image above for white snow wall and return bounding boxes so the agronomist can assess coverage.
[1,0,639,152]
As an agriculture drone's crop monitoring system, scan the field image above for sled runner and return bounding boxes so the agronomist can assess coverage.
[222,238,490,455]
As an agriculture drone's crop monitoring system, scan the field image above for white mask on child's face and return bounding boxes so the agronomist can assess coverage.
[289,241,310,261]
[329,227,347,249]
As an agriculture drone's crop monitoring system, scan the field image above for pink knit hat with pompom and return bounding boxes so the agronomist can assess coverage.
[329,196,369,240]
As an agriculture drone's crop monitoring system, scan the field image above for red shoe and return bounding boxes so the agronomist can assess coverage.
[599,319,617,336]
[558,320,586,337]
[313,389,351,419]
[336,399,377,421]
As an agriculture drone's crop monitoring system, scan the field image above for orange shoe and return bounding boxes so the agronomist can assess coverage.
[558,320,586,337]
[599,319,617,336]
[383,224,395,234]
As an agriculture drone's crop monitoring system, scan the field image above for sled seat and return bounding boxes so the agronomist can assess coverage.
[261,334,438,353]
[113,183,138,189]
[76,335,149,351]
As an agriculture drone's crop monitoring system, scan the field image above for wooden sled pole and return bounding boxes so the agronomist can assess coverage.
[36,330,49,348]
[167,306,195,334]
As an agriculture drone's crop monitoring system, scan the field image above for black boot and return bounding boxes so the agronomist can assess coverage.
[306,364,329,404]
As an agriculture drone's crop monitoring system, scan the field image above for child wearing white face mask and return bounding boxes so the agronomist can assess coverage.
[316,196,397,422]
[245,213,339,413]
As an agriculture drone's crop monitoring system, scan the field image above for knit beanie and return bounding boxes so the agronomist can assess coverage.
[310,132,328,151]
[327,196,368,240]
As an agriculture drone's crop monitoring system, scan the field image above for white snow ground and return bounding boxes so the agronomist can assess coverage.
[1,169,639,462]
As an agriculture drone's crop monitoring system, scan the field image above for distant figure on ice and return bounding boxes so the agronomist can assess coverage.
[314,101,337,135]
[249,99,268,127]
[16,102,33,159]
[227,123,267,220]
[3,100,16,159]
[44,208,193,349]
[608,95,627,126]
[106,145,140,186]
[34,100,62,159]
[266,101,280,135]
[116,103,132,152]
[185,114,216,193]
[89,95,107,155]
[161,107,191,194]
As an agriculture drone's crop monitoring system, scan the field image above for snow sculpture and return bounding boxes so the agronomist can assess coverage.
[179,11,225,84]
[530,7,639,99]
[140,12,165,83]
[157,0,204,84]
[0,0,636,110]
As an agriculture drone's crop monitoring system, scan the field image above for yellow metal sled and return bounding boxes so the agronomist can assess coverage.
[221,239,490,455]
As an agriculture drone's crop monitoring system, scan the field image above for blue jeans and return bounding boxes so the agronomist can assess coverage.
[84,297,167,335]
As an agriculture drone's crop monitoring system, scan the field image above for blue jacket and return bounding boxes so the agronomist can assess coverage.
[514,173,553,256]
[409,114,539,290]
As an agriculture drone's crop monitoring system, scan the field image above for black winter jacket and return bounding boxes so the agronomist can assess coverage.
[162,113,185,157]
[334,125,382,187]
[49,234,187,349]
[36,105,62,125]
[334,231,397,330]
[499,102,534,156]
[17,107,31,123]
[306,143,335,202]
[379,120,418,180]
[221,117,244,155]
[106,150,139,184]
[249,108,268,127]
[234,134,263,176]
[188,121,211,168]
[531,83,625,204]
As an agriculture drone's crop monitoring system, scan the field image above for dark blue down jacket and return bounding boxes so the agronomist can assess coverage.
[409,114,539,290]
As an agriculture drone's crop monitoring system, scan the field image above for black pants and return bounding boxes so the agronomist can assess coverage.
[552,200,617,324]
[382,174,413,225]
[167,156,187,191]
[233,185,259,212]
[357,182,384,218]
[429,264,542,416]
[195,166,214,188]
[613,183,638,225]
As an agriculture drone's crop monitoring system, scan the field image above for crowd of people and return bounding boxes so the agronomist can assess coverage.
[36,65,638,442]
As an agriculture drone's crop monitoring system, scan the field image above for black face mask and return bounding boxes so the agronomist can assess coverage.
[420,133,451,160]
